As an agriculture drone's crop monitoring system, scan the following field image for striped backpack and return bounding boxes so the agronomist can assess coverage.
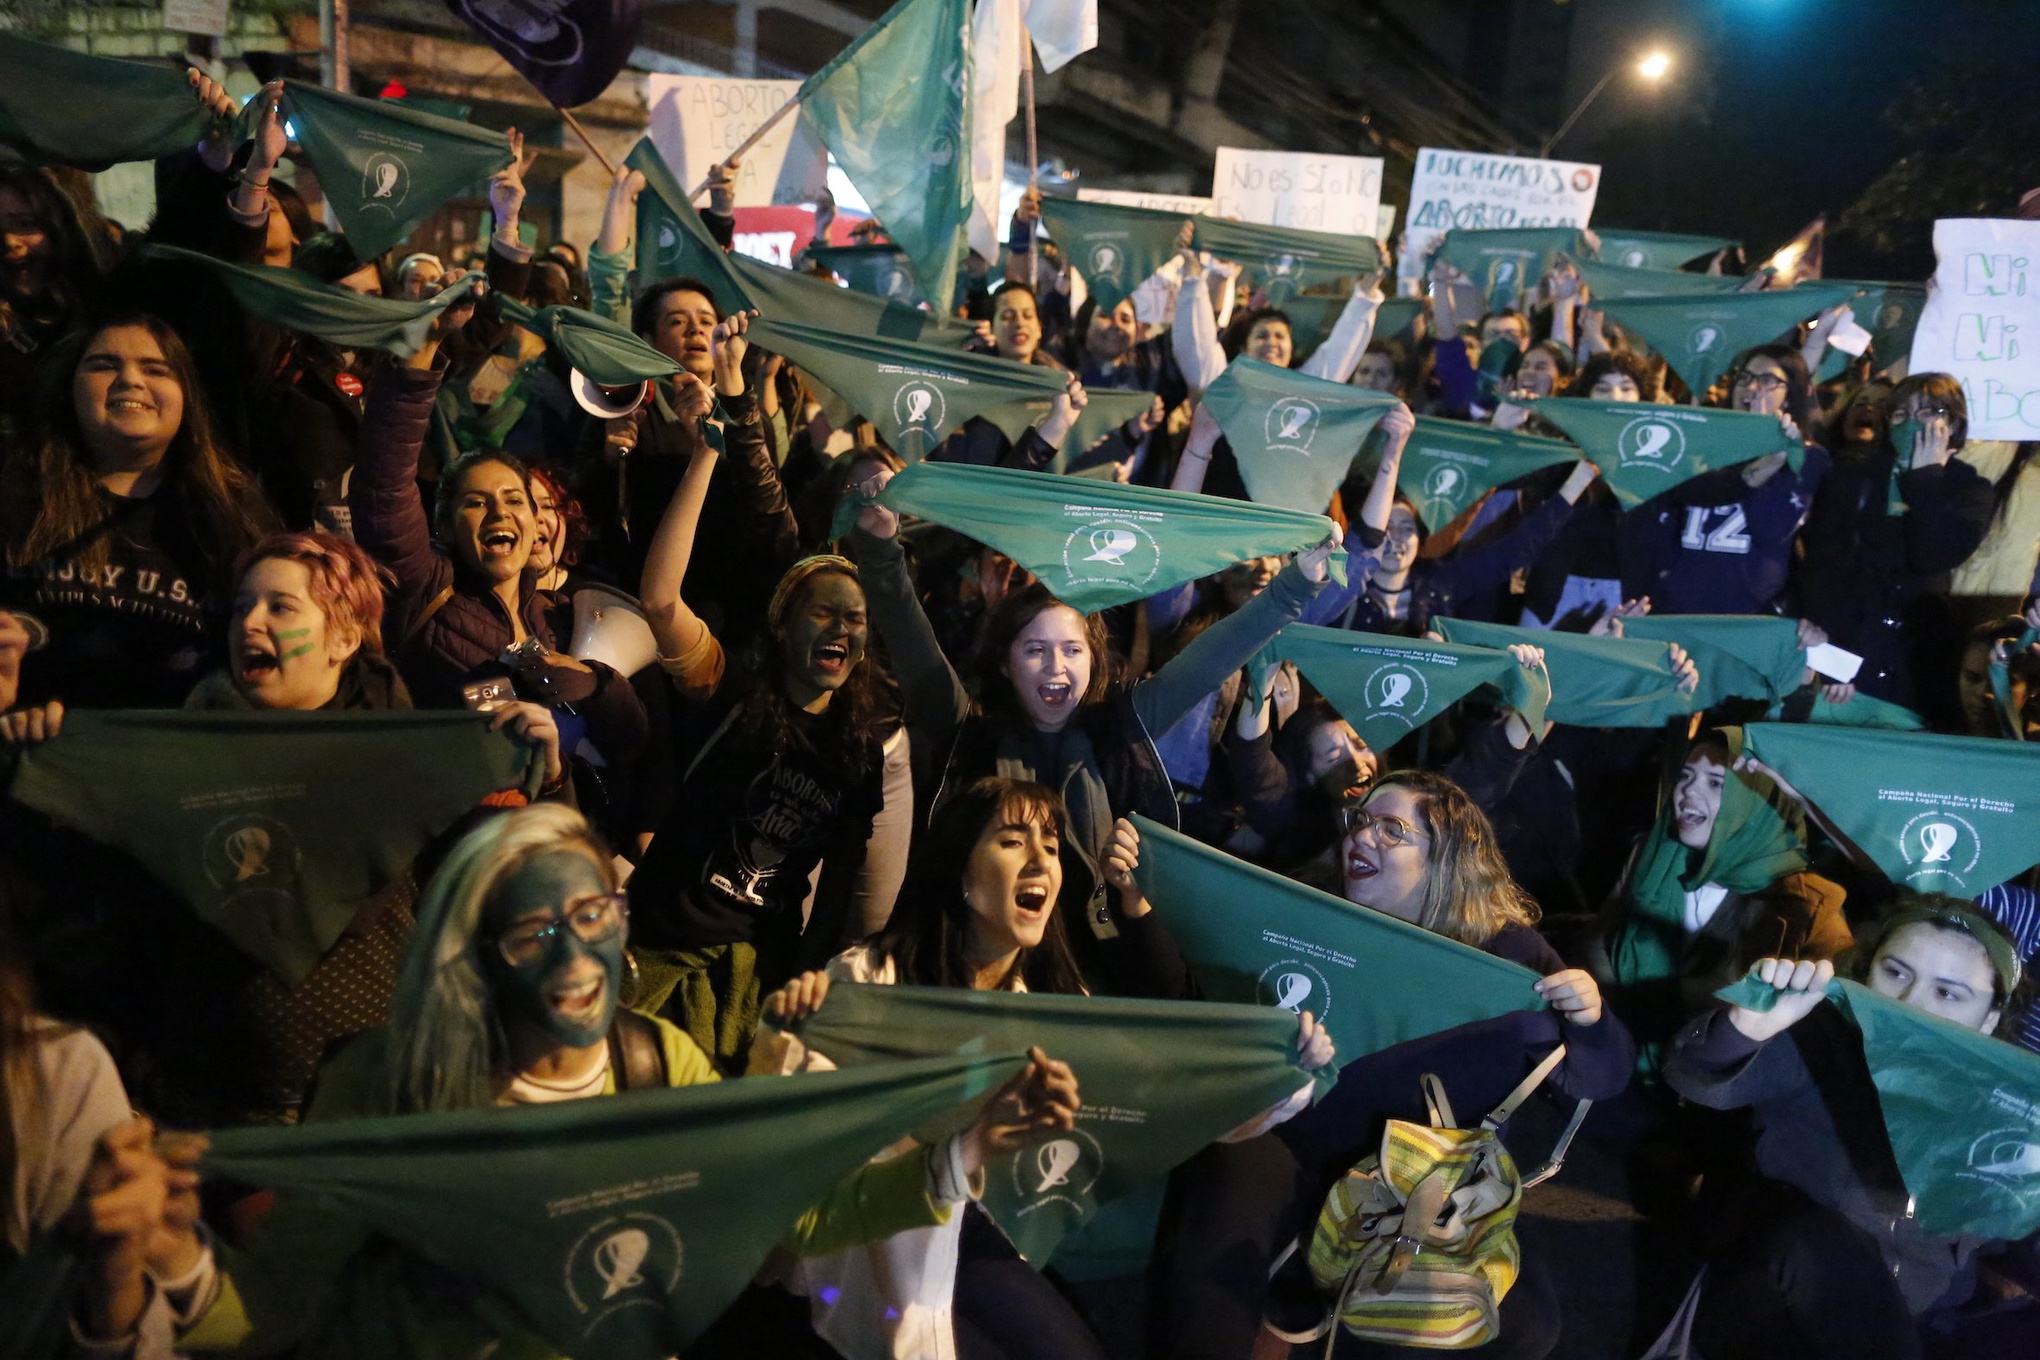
[1266,1047,1589,1353]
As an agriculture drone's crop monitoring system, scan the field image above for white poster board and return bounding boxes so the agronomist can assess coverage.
[1078,187,1214,216]
[1909,218,2040,440]
[163,0,229,36]
[1402,147,1600,283]
[646,75,806,209]
[1211,147,1384,237]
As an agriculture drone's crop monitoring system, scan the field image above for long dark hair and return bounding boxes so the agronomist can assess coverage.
[869,778,1088,993]
[0,163,110,327]
[731,557,883,780]
[1727,342,1815,432]
[0,313,268,576]
[975,582,1115,723]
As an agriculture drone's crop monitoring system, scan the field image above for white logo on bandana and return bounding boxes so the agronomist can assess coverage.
[1617,416,1688,471]
[1258,957,1331,1019]
[1265,398,1321,454]
[1897,808,1982,887]
[563,1212,684,1331]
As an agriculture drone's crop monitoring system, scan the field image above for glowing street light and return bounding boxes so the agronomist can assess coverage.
[1541,48,1678,158]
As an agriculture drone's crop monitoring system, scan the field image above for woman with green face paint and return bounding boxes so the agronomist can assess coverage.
[125,804,1081,1359]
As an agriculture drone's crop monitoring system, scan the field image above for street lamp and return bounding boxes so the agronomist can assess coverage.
[1540,49,1675,158]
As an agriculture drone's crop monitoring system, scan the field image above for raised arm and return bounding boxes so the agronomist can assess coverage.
[1132,547,1329,736]
[639,372,726,700]
[586,167,646,327]
[1298,273,1384,384]
[1170,233,1230,395]
[844,477,970,743]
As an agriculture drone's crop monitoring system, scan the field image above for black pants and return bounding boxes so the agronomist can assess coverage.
[1692,1193,1921,1360]
[953,1203,1111,1360]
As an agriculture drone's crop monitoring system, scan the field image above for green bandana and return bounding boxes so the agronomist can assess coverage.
[1530,398,1800,509]
[795,983,1325,1265]
[0,34,217,170]
[795,0,973,313]
[1201,357,1401,513]
[749,317,1065,460]
[498,297,680,385]
[1716,974,2040,1241]
[1058,389,1165,475]
[200,1053,1023,1358]
[1620,615,1808,708]
[1359,416,1579,529]
[1596,283,1858,397]
[1739,724,2040,895]
[1592,230,1739,272]
[141,244,485,358]
[1570,259,1748,301]
[1272,293,1359,360]
[1273,625,1550,753]
[1611,729,1808,993]
[1192,217,1381,306]
[273,81,513,261]
[1435,617,1697,728]
[1815,281,1926,383]
[1037,197,1187,312]
[858,461,1340,610]
[1435,228,1589,311]
[1130,817,1545,1064]
[805,243,929,307]
[4,711,539,985]
[1777,690,1927,731]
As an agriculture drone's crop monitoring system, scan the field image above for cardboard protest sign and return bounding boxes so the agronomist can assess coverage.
[646,74,819,207]
[1212,147,1385,237]
[1402,147,1600,287]
[1908,218,2040,441]
[1077,187,1214,215]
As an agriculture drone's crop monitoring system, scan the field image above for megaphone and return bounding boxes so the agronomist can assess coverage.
[570,585,659,677]
[569,369,652,420]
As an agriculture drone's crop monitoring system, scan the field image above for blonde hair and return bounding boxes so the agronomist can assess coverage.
[1367,770,1539,948]
[384,805,618,1114]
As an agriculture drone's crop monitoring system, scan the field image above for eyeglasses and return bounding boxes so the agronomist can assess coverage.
[1895,404,1950,422]
[494,891,628,968]
[1342,806,1429,849]
[1733,371,1789,393]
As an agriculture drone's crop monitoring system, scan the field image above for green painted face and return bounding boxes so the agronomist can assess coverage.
[483,849,624,1050]
[780,572,869,704]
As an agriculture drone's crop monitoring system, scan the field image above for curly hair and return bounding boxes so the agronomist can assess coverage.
[1566,348,1660,403]
[1361,769,1539,947]
[233,531,395,657]
[729,557,884,781]
[527,464,588,570]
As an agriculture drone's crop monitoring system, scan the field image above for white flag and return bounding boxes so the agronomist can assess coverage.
[1023,0,1097,73]
[970,0,1023,260]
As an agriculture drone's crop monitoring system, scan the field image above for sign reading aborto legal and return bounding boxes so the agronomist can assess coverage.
[1402,147,1601,285]
[1909,218,2040,441]
[1211,147,1385,237]
[646,74,818,209]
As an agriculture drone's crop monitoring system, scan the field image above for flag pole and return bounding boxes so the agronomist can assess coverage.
[556,105,618,177]
[1021,34,1038,253]
[687,95,802,199]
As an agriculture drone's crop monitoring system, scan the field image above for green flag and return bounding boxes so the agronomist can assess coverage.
[1570,259,1747,301]
[796,984,1325,1264]
[862,461,1340,611]
[278,81,513,260]
[5,711,539,984]
[750,317,1064,460]
[1435,617,1697,728]
[0,34,216,171]
[1436,228,1590,310]
[1596,283,1858,397]
[202,1053,1023,1359]
[1130,817,1545,1064]
[797,0,973,313]
[1363,416,1580,530]
[1059,389,1162,475]
[1593,230,1739,272]
[807,243,928,306]
[1716,974,2040,1241]
[1530,398,1799,509]
[1738,724,2040,894]
[1621,615,1807,708]
[1193,217,1381,306]
[1037,197,1187,311]
[1827,280,1927,375]
[145,244,485,358]
[1272,625,1550,753]
[499,297,680,385]
[1201,357,1400,513]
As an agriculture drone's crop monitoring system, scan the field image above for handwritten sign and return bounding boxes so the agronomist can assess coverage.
[1909,218,2040,439]
[1079,188,1214,216]
[646,75,811,208]
[1402,147,1600,284]
[1211,148,1384,238]
[162,0,229,36]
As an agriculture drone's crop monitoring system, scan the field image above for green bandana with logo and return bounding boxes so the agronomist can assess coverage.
[199,1053,1024,1359]
[794,983,1326,1265]
[1530,398,1800,509]
[1201,357,1401,513]
[1192,217,1381,307]
[1570,259,1748,301]
[1596,283,1858,397]
[1037,197,1188,312]
[1435,617,1697,728]
[1058,389,1166,475]
[4,711,539,985]
[1592,230,1739,272]
[1273,624,1549,753]
[1716,974,2040,1241]
[142,244,485,358]
[1620,615,1807,708]
[795,0,973,313]
[0,33,218,170]
[1129,817,1545,1065]
[750,317,1066,460]
[1362,416,1579,529]
[626,137,975,347]
[806,243,930,308]
[1738,724,2040,895]
[498,297,681,386]
[270,81,513,261]
[854,461,1341,611]
[1817,281,1929,383]
[1435,228,1590,311]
